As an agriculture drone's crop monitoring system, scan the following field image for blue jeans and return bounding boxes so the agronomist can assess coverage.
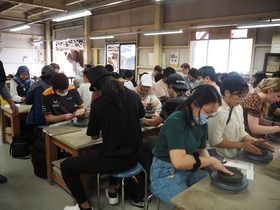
[150,157,207,209]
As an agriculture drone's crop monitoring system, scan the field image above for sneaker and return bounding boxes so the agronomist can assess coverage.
[64,204,93,210]
[0,174,7,184]
[105,189,119,205]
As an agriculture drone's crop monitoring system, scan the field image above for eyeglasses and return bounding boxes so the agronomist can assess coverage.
[201,107,218,119]
[232,93,246,100]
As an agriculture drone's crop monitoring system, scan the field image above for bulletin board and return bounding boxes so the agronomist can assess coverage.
[138,47,188,68]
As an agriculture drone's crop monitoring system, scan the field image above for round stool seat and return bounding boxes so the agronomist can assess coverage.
[109,162,143,178]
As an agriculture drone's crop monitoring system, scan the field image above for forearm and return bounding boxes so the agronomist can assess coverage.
[170,149,217,170]
[259,118,274,126]
[273,108,280,117]
[175,155,217,169]
[215,139,244,149]
[160,95,170,101]
[197,148,210,157]
[241,135,256,144]
[140,115,163,126]
[249,124,280,134]
[77,103,87,111]
[44,114,67,123]
[6,97,15,106]
[91,134,100,140]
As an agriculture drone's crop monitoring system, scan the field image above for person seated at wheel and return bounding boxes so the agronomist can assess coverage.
[207,74,274,160]
[150,85,233,209]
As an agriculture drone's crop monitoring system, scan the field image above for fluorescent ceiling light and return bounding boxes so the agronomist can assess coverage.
[90,35,114,40]
[237,21,280,29]
[271,18,280,22]
[52,9,92,22]
[9,24,30,32]
[31,41,43,44]
[144,29,183,36]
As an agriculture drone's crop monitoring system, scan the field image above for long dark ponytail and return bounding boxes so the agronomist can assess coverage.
[94,75,127,110]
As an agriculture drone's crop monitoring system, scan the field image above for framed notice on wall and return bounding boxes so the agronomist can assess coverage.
[170,51,179,68]
[263,53,280,73]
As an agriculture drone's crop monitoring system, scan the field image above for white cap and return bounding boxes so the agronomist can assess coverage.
[141,74,153,87]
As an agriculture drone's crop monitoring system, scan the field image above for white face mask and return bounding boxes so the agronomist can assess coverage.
[56,90,68,97]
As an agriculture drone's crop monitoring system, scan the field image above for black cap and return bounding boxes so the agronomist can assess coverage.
[87,65,112,91]
[41,65,55,76]
[166,73,187,90]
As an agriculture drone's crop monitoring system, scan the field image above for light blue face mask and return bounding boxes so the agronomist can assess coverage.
[193,111,210,125]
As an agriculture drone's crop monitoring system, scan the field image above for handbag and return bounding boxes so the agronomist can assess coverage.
[9,136,30,159]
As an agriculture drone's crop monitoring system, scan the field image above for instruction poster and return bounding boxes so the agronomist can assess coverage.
[170,51,179,68]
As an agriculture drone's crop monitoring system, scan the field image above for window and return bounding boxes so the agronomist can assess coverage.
[106,43,136,73]
[190,29,253,74]
[231,29,248,38]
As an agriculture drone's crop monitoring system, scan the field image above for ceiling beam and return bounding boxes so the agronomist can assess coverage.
[65,0,88,6]
[0,2,18,13]
[4,0,65,11]
[25,7,50,20]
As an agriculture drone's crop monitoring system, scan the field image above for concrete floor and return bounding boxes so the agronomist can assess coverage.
[0,142,170,210]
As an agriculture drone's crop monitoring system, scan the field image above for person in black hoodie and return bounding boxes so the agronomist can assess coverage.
[25,65,55,126]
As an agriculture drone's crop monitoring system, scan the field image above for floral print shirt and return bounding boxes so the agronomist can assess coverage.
[240,93,265,138]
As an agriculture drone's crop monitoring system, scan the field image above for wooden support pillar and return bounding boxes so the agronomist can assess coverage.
[93,48,98,66]
[45,21,51,65]
[84,16,92,65]
[153,2,163,66]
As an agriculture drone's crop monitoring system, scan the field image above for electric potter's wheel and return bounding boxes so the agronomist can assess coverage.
[72,116,89,126]
[243,150,273,163]
[266,133,280,144]
[211,170,248,193]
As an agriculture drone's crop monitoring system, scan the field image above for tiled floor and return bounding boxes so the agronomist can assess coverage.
[0,142,170,210]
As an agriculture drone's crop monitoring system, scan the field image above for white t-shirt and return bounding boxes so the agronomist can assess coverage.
[207,99,248,159]
[77,83,91,108]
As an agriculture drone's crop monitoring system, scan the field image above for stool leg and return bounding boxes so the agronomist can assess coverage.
[146,194,154,210]
[121,177,125,210]
[97,174,101,210]
[156,196,160,210]
[142,169,148,210]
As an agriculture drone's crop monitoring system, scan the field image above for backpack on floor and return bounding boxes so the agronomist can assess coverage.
[31,137,47,179]
[9,136,30,159]
[122,171,145,207]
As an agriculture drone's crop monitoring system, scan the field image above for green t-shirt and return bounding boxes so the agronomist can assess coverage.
[152,111,208,162]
